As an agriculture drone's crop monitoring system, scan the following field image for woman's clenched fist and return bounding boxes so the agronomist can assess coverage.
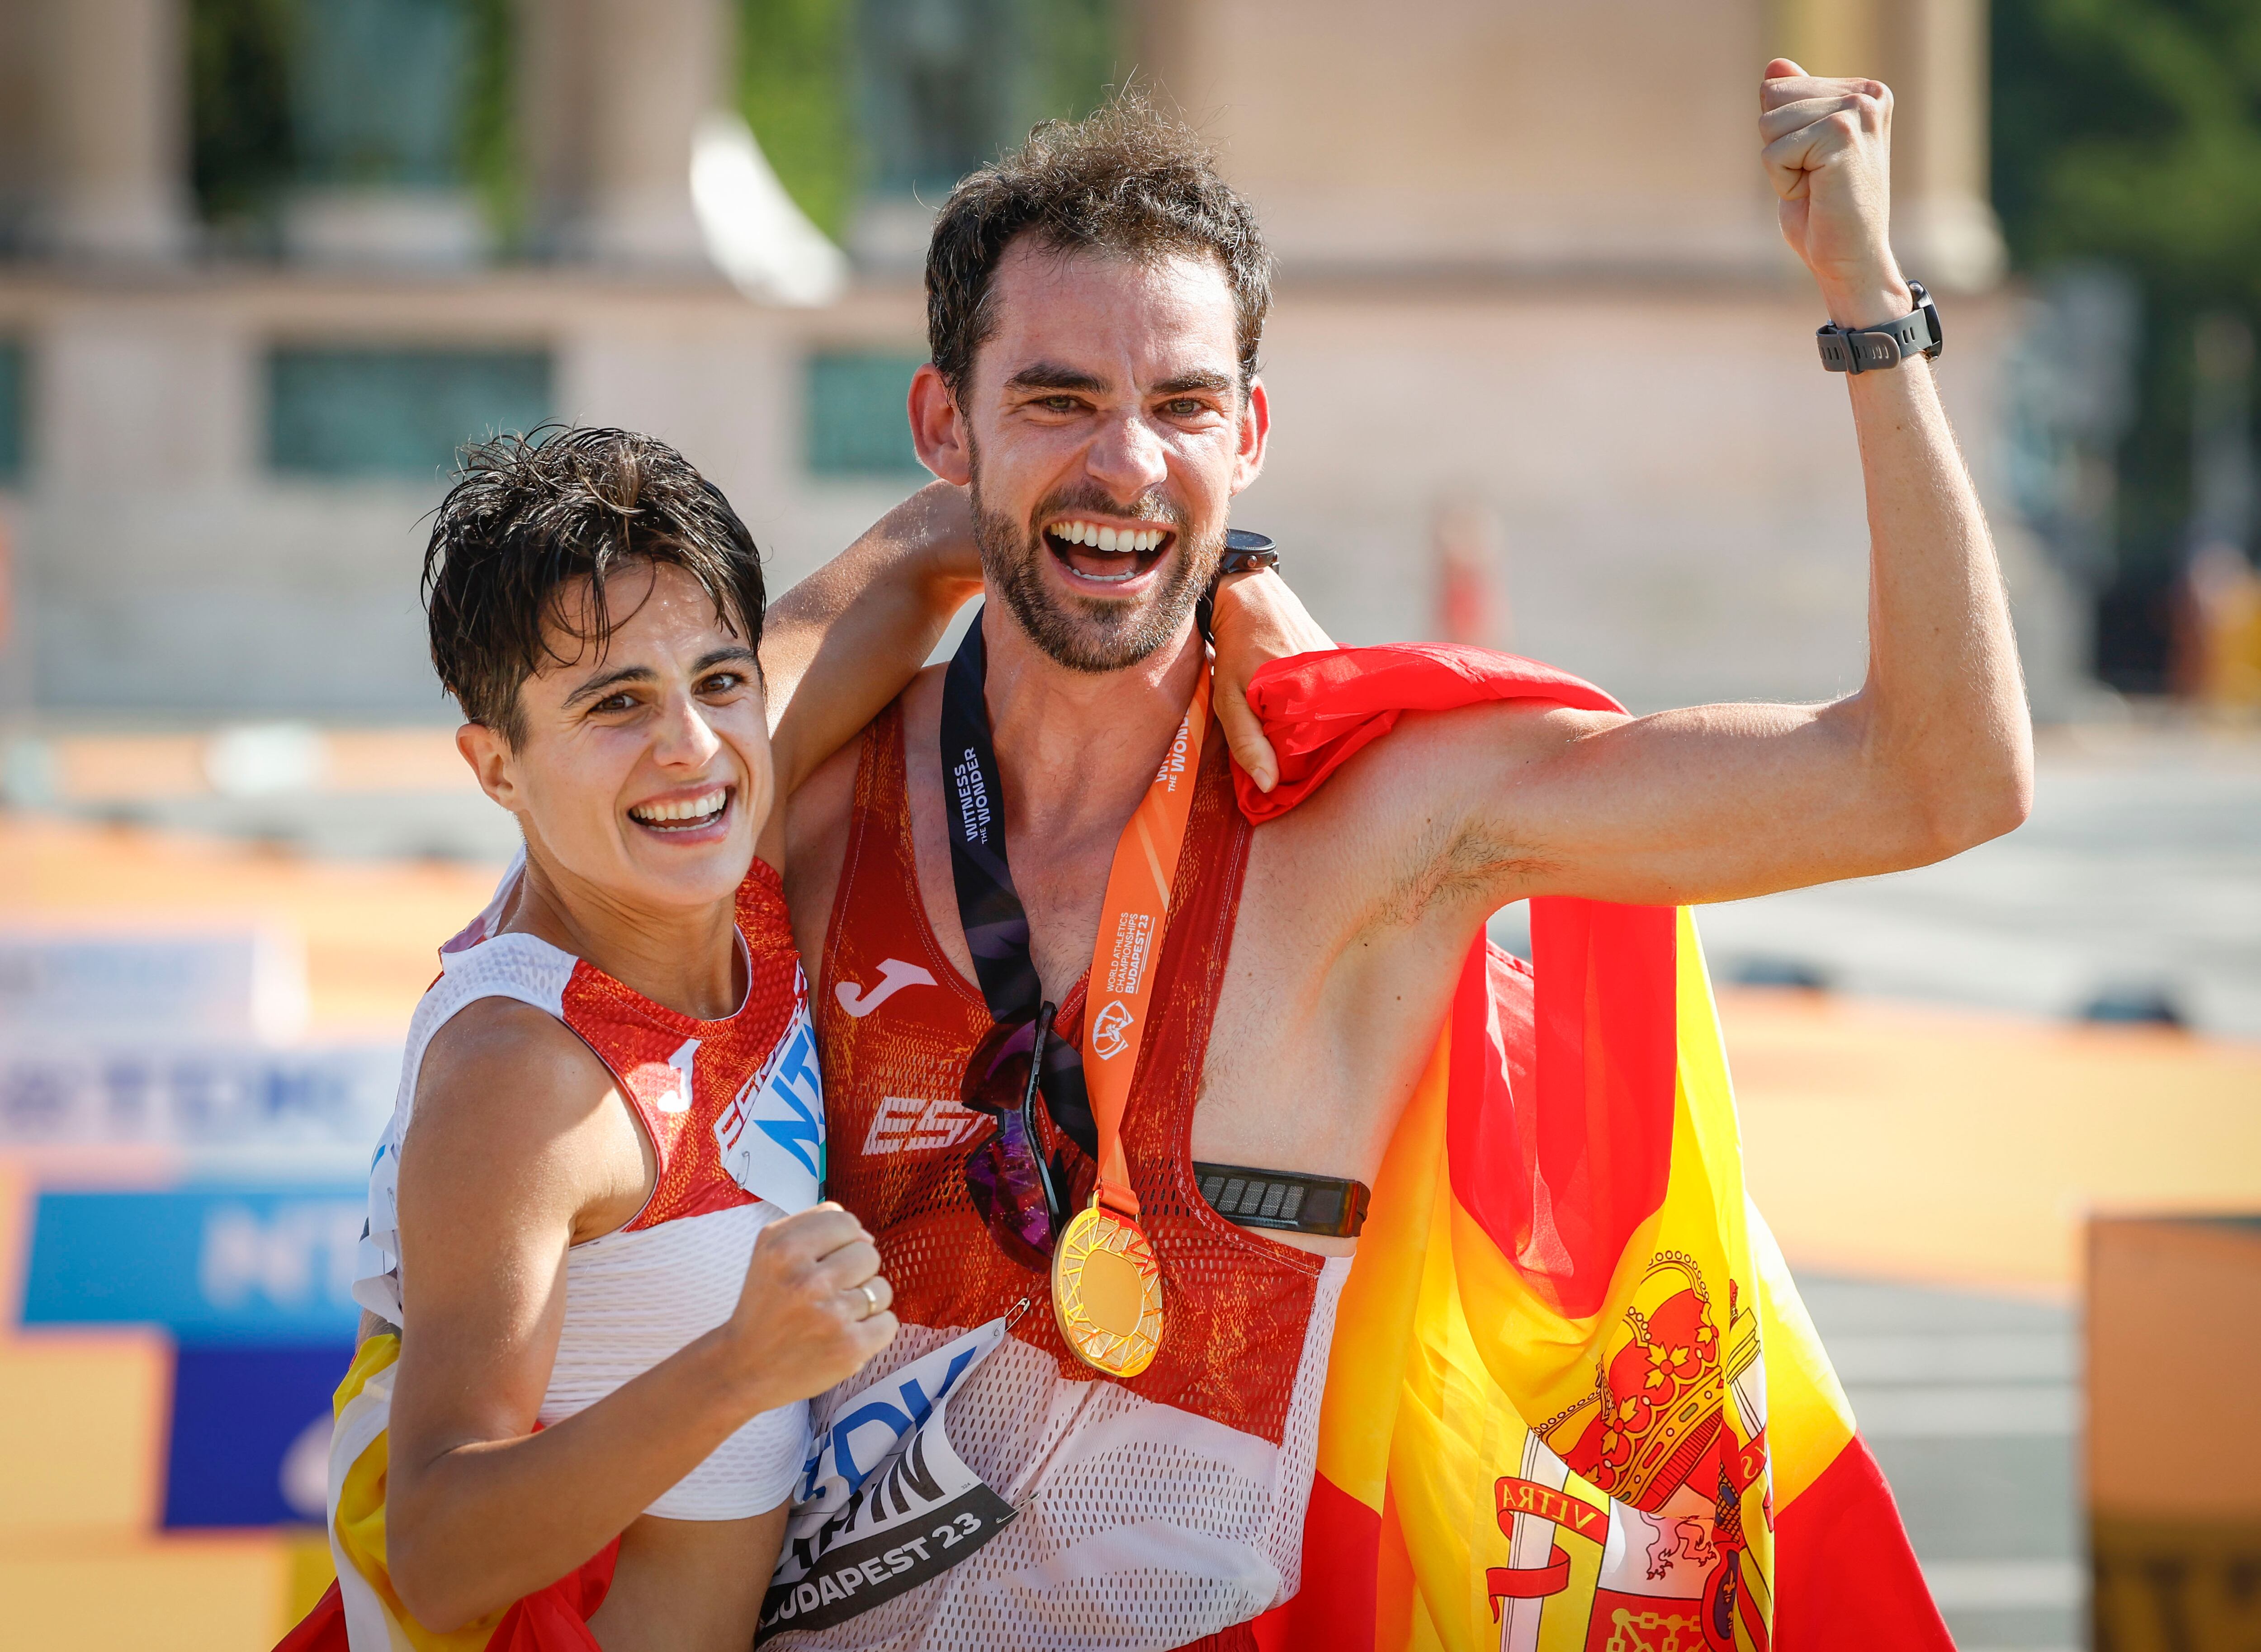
[715,1203,898,1415]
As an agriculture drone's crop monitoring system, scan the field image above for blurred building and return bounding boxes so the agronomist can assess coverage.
[0,0,2087,723]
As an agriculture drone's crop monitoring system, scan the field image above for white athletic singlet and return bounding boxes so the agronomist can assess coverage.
[351,852,828,1518]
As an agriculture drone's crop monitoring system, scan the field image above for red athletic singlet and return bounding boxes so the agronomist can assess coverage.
[776,701,1349,1651]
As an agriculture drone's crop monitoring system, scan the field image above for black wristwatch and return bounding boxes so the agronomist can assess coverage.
[1816,280,1944,374]
[1218,528,1279,576]
[1197,529,1278,642]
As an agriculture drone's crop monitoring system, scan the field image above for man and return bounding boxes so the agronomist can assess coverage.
[780,65,2026,1650]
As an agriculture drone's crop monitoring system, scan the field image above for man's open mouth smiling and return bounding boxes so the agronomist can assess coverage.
[1043,516,1175,588]
[627,785,733,836]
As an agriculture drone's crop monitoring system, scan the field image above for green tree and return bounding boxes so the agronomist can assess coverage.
[738,0,1122,244]
[1992,0,2261,685]
[460,0,524,249]
[189,0,520,252]
[738,0,860,241]
[188,0,296,238]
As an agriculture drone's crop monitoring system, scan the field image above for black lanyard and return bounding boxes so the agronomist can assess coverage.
[939,608,1097,1157]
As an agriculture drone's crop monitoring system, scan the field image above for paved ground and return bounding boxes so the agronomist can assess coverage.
[1801,1272,2082,1652]
[1695,723,2261,1040]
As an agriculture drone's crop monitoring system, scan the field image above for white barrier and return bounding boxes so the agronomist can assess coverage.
[0,930,309,1041]
[0,1041,397,1147]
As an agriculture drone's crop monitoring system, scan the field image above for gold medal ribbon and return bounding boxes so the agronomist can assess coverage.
[1081,664,1211,1219]
[1051,663,1211,1376]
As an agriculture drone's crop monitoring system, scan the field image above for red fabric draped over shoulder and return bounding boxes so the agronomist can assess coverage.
[1233,644,1949,1652]
[1240,646,1678,1318]
[1235,644,1624,828]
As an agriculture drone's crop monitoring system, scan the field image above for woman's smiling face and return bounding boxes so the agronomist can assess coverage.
[464,559,771,916]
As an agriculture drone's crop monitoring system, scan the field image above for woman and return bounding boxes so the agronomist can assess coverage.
[284,427,1301,1650]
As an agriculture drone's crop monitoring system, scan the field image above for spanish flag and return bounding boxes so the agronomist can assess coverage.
[275,1336,618,1650]
[1237,645,1952,1652]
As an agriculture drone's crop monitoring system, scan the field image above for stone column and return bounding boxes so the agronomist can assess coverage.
[1132,0,1231,122]
[1771,0,1881,78]
[579,0,730,266]
[38,0,193,261]
[518,0,596,257]
[0,2,43,239]
[1883,0,2006,292]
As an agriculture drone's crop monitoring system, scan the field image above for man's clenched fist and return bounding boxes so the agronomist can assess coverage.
[1760,57,1911,330]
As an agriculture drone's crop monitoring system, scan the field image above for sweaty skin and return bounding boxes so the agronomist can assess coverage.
[785,61,2032,1262]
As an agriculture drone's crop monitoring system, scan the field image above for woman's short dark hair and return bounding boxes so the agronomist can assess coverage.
[422,426,764,745]
[926,92,1273,400]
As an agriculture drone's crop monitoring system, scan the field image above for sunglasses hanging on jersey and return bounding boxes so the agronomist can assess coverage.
[959,1001,1067,1269]
[942,593,1370,1289]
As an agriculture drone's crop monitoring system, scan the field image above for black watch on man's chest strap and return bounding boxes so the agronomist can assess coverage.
[1196,1161,1371,1238]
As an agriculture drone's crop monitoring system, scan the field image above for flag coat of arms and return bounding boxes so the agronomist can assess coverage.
[1234,644,1952,1652]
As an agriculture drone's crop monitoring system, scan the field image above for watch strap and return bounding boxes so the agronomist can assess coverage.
[1817,280,1944,373]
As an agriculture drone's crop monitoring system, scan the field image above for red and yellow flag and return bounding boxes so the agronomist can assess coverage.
[276,1335,617,1651]
[1237,644,1951,1652]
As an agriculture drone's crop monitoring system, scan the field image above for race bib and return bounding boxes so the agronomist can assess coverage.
[761,1316,1017,1634]
[714,989,825,1212]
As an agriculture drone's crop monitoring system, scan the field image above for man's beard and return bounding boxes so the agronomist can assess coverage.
[969,450,1220,675]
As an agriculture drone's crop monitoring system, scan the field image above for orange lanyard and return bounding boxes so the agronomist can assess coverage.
[1078,666,1211,1221]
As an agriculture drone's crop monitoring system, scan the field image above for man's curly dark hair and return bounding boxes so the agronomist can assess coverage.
[926,92,1274,400]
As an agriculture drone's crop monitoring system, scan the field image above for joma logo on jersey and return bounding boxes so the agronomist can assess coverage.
[716,1004,826,1206]
[834,959,938,1019]
[862,1095,984,1155]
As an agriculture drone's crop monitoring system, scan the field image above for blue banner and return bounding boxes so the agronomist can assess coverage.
[165,1342,354,1528]
[21,1183,366,1344]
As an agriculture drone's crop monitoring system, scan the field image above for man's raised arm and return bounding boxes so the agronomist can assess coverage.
[1359,58,2032,913]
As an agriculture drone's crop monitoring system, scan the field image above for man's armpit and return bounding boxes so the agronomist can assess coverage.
[1367,814,1548,931]
[1329,701,1579,928]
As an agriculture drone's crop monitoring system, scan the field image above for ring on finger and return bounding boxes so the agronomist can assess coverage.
[856,1280,881,1318]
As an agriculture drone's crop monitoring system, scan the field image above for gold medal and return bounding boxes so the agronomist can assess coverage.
[1051,1199,1165,1377]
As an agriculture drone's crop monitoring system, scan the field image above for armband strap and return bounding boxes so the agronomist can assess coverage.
[1195,1160,1369,1238]
[1816,280,1944,373]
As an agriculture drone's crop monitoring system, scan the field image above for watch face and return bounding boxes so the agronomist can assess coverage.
[1224,529,1275,555]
